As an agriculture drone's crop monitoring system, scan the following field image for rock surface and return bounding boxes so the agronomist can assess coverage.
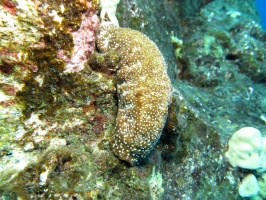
[0,0,266,199]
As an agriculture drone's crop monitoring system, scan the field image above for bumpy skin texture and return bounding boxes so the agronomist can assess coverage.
[97,23,172,165]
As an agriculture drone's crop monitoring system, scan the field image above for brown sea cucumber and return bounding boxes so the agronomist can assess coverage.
[96,23,172,165]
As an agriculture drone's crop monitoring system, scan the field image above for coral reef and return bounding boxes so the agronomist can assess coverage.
[97,23,172,165]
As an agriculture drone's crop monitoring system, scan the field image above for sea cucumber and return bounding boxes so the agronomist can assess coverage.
[96,23,172,165]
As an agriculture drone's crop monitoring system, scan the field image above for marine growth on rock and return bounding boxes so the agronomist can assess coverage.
[96,23,172,165]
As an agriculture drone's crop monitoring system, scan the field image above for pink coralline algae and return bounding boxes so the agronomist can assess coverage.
[59,2,99,73]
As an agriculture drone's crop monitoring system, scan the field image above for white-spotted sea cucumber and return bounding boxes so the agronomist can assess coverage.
[96,23,172,165]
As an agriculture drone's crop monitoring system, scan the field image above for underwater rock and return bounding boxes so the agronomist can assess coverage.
[97,23,172,165]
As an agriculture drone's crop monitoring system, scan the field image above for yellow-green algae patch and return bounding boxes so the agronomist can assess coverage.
[97,23,172,165]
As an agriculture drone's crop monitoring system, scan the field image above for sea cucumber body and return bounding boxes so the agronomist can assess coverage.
[97,23,172,165]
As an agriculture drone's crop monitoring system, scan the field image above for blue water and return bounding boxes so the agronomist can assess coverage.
[255,0,266,30]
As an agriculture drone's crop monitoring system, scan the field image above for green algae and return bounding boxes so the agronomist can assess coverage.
[41,0,89,31]
[204,34,223,58]
[207,30,234,49]
[89,51,120,74]
[13,0,101,120]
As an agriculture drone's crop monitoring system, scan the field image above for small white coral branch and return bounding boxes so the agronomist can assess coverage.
[100,0,120,27]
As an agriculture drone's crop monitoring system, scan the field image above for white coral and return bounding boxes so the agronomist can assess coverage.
[100,0,120,26]
[225,127,266,171]
[149,167,164,200]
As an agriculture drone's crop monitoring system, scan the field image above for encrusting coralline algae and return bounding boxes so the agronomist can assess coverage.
[96,23,172,165]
